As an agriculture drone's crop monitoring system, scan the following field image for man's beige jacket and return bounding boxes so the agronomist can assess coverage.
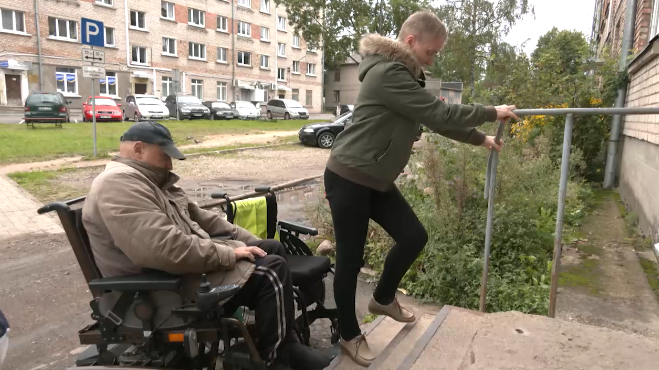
[82,157,259,299]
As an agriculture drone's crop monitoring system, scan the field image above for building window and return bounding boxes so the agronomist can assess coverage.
[191,79,203,100]
[261,55,269,69]
[0,8,25,33]
[334,90,340,102]
[217,47,228,63]
[334,69,341,82]
[132,46,147,64]
[293,35,300,48]
[48,17,77,40]
[188,8,205,27]
[238,21,251,37]
[130,11,146,30]
[292,88,299,102]
[652,0,659,38]
[261,27,269,41]
[161,1,175,20]
[162,76,173,97]
[56,67,77,95]
[292,61,300,73]
[237,51,251,66]
[278,43,286,57]
[217,16,228,32]
[189,42,206,60]
[104,27,115,47]
[277,68,286,81]
[217,82,227,101]
[162,37,176,56]
[99,72,117,96]
[238,0,251,7]
[306,63,316,76]
[277,16,286,31]
[306,90,312,106]
[260,0,270,13]
[96,0,113,5]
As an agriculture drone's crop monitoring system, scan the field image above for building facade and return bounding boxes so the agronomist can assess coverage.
[0,0,323,112]
[592,0,659,242]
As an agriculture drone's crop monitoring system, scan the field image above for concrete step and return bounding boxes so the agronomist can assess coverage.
[405,306,484,370]
[368,313,435,370]
[326,315,407,370]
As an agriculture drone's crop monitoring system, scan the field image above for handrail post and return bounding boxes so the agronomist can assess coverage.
[479,121,506,312]
[548,114,574,317]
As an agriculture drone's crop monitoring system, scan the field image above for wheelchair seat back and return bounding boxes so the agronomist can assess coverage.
[227,195,279,240]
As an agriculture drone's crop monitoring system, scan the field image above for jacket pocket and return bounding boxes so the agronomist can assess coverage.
[375,140,392,162]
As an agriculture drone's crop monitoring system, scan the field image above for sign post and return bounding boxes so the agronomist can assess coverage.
[81,17,105,157]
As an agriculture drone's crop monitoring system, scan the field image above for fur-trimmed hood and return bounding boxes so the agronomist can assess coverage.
[358,33,423,79]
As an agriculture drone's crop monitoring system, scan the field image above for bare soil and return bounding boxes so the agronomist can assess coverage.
[556,192,659,337]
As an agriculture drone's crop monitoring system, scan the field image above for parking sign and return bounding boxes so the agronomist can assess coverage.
[81,18,104,47]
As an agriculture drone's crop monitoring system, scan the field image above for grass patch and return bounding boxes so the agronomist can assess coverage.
[8,168,87,203]
[0,119,318,164]
[362,313,378,324]
[638,256,659,300]
[559,258,602,295]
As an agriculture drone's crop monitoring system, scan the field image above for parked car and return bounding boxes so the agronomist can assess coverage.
[267,99,309,120]
[165,94,211,120]
[299,112,353,149]
[123,94,170,121]
[24,92,70,125]
[82,96,122,122]
[203,101,239,120]
[230,101,260,119]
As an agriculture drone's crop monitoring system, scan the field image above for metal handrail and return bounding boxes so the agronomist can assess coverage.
[478,106,659,317]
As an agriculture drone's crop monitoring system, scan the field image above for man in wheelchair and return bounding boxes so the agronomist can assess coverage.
[81,121,329,370]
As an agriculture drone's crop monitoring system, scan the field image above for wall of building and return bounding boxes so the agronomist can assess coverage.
[0,0,323,112]
[622,40,659,241]
[323,64,360,110]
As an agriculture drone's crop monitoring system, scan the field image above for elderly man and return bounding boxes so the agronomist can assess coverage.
[324,11,519,366]
[82,121,328,370]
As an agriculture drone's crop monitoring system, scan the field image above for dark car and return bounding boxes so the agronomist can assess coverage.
[299,112,353,149]
[165,94,210,120]
[203,101,239,120]
[24,92,70,127]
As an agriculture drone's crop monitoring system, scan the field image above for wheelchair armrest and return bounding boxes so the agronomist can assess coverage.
[88,272,182,292]
[279,220,318,236]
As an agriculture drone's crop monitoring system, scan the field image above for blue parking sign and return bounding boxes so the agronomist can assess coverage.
[81,18,104,47]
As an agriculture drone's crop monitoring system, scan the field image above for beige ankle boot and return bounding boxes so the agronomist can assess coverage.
[340,334,375,367]
[368,296,416,323]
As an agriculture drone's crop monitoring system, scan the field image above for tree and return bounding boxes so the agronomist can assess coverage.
[430,0,534,100]
[274,0,432,68]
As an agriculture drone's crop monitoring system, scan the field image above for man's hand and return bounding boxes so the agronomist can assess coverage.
[495,105,519,123]
[235,246,267,262]
[481,136,504,152]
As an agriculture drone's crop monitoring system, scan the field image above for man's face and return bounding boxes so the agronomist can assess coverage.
[405,34,445,67]
[139,142,173,171]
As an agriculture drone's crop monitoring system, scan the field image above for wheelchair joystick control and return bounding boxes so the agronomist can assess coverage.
[198,273,211,294]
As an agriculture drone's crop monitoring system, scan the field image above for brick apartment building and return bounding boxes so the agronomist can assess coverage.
[0,0,323,112]
[592,0,659,241]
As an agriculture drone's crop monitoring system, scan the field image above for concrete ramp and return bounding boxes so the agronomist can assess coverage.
[329,305,659,370]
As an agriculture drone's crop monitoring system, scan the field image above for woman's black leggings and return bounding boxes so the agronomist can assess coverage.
[324,168,428,341]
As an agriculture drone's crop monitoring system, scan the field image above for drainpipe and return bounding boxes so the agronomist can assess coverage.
[231,0,236,100]
[275,6,279,94]
[603,0,637,189]
[124,0,131,68]
[33,0,44,90]
[182,71,186,93]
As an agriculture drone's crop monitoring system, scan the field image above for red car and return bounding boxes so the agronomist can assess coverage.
[82,96,123,122]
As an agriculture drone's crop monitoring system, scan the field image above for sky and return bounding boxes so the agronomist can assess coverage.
[433,0,596,55]
[503,0,596,54]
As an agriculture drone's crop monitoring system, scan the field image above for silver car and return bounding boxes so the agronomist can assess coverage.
[266,99,309,120]
[123,94,170,121]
